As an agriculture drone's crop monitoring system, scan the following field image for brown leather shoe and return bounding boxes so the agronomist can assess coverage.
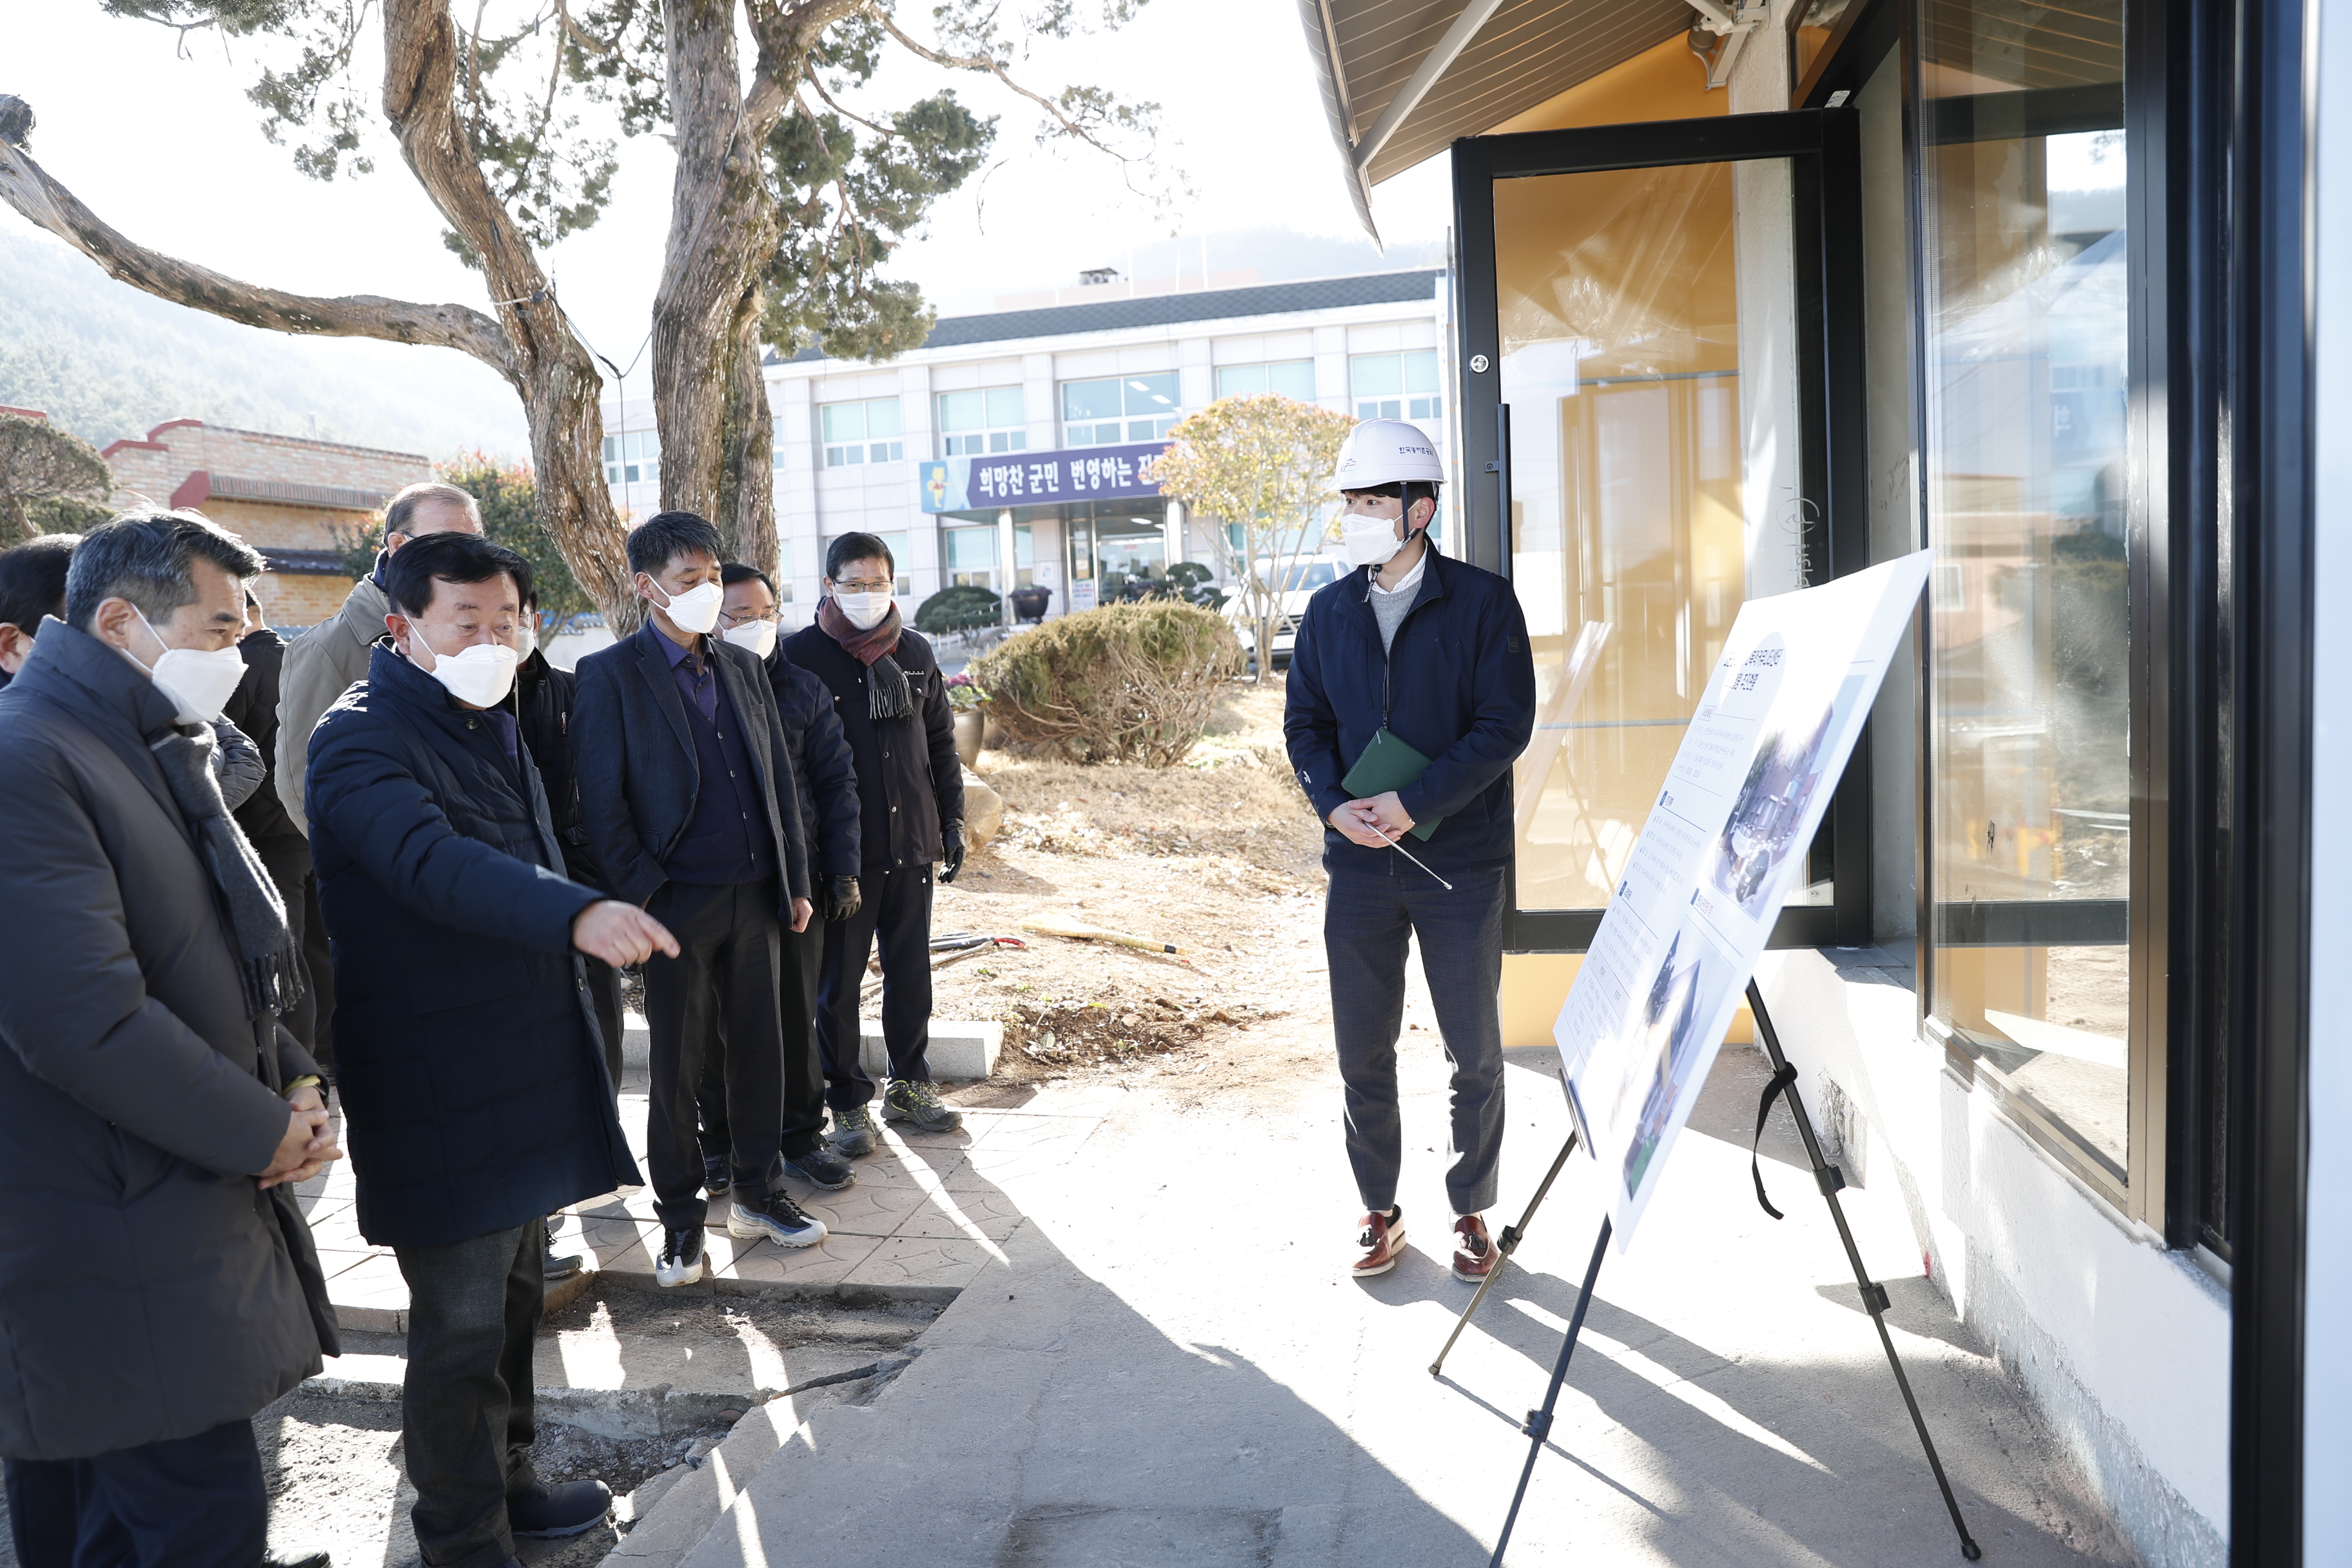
[1351,1206,1406,1277]
[1452,1214,1494,1284]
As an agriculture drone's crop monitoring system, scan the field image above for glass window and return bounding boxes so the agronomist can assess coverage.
[1350,350,1443,425]
[602,430,660,485]
[943,525,998,588]
[1215,360,1318,401]
[1788,0,1862,88]
[1494,159,1772,915]
[1919,0,2130,1186]
[1062,373,1180,446]
[938,387,1027,456]
[825,531,910,596]
[776,538,794,603]
[819,397,904,467]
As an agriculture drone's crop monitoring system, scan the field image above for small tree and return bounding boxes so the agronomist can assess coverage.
[1153,395,1354,684]
[0,411,111,545]
[328,451,592,630]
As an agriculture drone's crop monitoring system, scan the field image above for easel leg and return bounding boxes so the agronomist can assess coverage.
[1745,981,1983,1562]
[1488,1216,1610,1568]
[1430,1130,1582,1378]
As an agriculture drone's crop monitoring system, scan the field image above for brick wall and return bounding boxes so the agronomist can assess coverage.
[253,571,356,629]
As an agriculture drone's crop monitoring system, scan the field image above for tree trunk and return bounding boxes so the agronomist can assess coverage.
[651,0,784,573]
[382,0,638,630]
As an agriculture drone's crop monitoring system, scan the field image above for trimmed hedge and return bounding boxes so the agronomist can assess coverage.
[914,583,1002,635]
[971,602,1243,767]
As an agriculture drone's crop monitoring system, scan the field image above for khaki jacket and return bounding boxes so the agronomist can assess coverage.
[274,573,389,835]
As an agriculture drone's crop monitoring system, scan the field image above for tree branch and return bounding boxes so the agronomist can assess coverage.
[0,94,518,382]
[874,8,1122,158]
[802,60,894,140]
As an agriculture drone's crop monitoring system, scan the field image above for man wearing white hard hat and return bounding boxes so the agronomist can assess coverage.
[1284,419,1536,1284]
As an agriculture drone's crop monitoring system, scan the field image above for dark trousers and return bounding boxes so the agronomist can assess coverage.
[645,879,785,1228]
[815,865,934,1110]
[583,955,625,1098]
[700,914,828,1161]
[394,1221,542,1568]
[253,834,321,1058]
[3,1420,266,1568]
[1326,859,1508,1217]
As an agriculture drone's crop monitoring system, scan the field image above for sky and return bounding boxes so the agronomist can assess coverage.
[0,1,1455,454]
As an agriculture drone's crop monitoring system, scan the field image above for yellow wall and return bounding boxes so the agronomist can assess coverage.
[1485,35,1726,138]
[1502,952,1754,1049]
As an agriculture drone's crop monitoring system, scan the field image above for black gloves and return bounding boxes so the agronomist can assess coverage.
[941,820,967,883]
[819,874,861,925]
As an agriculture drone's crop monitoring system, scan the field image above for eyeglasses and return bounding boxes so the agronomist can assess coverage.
[718,608,781,629]
[833,579,894,595]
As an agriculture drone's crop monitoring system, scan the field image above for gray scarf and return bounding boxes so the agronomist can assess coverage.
[868,654,915,723]
[148,723,305,1019]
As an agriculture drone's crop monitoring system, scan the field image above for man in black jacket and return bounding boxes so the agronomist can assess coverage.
[700,562,865,1198]
[308,531,669,1567]
[224,589,327,1059]
[0,511,339,1568]
[574,512,835,1291]
[783,531,968,1152]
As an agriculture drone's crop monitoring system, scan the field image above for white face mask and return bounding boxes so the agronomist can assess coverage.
[652,578,724,635]
[1341,512,1409,570]
[834,591,894,631]
[516,621,539,660]
[406,618,519,709]
[130,607,248,724]
[724,619,778,659]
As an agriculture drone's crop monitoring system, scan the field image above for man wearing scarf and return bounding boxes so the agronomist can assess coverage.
[0,511,340,1568]
[783,531,969,1152]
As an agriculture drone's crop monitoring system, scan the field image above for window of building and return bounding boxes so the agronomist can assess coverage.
[1917,0,2132,1199]
[1350,351,1442,424]
[819,398,904,467]
[825,531,910,596]
[775,538,794,602]
[939,387,1026,456]
[943,525,997,589]
[1062,373,1179,446]
[602,430,660,485]
[1215,360,1318,401]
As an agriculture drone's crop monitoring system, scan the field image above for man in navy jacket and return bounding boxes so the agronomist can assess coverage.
[1284,420,1536,1286]
[308,531,671,1565]
[574,513,832,1294]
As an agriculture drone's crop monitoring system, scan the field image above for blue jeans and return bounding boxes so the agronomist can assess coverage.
[1325,859,1509,1217]
[3,1419,266,1568]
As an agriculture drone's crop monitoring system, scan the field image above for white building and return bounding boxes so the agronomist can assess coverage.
[600,267,1455,626]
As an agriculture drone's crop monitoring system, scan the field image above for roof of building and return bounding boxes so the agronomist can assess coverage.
[770,268,1447,366]
[98,418,429,464]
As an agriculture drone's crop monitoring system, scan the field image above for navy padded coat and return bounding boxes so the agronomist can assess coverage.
[1284,547,1537,876]
[306,643,639,1249]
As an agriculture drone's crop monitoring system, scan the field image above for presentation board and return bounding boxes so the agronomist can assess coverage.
[1554,549,1934,1248]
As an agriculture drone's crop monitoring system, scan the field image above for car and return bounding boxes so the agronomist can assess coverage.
[1222,553,1353,667]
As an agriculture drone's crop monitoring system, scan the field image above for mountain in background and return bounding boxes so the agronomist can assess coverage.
[0,227,530,460]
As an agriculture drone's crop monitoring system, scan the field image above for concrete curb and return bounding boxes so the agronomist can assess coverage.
[299,1364,760,1442]
[330,1258,963,1335]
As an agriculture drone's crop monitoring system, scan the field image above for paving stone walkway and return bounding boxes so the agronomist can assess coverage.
[297,1072,1110,1331]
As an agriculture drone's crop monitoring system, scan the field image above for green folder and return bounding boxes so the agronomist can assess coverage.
[1341,727,1443,841]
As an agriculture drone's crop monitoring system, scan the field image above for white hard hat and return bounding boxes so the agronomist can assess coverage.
[1332,418,1444,490]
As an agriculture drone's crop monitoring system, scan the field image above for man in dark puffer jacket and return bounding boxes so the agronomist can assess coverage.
[308,533,672,1568]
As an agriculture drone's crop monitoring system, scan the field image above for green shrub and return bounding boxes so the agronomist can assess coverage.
[972,602,1243,767]
[914,583,1002,634]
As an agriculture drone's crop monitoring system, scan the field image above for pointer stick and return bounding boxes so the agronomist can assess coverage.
[1367,816,1453,890]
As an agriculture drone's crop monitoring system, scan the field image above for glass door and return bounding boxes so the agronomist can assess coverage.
[1455,112,1864,952]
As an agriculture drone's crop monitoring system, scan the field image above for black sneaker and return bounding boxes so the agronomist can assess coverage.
[654,1226,705,1288]
[783,1146,858,1191]
[727,1188,828,1248]
[544,1220,583,1282]
[703,1153,730,1197]
[828,1104,879,1158]
[883,1078,964,1134]
[508,1476,612,1538]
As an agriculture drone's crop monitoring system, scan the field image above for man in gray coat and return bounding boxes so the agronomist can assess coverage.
[0,511,343,1568]
[271,480,482,1075]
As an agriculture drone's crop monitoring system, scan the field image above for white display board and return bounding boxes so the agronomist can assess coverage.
[1554,549,1934,1248]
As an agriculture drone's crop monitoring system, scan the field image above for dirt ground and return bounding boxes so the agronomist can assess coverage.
[928,677,1342,1100]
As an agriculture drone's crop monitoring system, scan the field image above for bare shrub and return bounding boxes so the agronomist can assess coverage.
[973,602,1243,767]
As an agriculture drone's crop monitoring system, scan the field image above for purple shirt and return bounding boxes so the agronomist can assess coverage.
[659,630,720,723]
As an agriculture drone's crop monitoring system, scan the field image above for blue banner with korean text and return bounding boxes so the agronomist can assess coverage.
[918,441,1170,513]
